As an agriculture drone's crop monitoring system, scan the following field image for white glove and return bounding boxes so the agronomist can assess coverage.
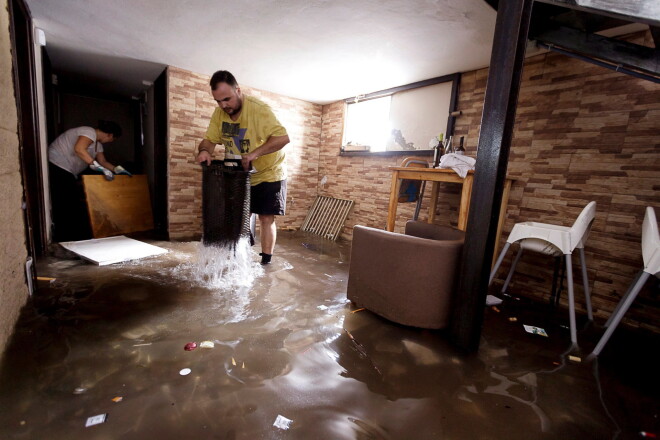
[114,165,132,176]
[89,160,115,181]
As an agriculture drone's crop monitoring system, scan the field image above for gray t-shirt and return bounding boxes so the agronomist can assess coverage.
[48,126,104,177]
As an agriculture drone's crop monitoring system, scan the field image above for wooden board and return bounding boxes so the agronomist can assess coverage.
[82,175,154,238]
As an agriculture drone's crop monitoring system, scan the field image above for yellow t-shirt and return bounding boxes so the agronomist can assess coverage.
[204,95,287,185]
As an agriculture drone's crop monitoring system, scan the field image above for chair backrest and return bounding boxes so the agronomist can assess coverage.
[642,206,660,276]
[569,201,597,250]
[398,157,429,203]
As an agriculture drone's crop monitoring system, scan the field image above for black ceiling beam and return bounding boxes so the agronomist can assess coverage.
[534,25,660,76]
[449,0,534,351]
[535,0,660,28]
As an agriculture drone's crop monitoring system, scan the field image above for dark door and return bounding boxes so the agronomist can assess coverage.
[9,0,46,258]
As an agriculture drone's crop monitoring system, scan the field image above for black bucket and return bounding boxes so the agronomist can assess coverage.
[202,160,251,247]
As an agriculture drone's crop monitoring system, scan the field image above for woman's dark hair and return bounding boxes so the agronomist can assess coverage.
[210,70,238,90]
[97,120,122,138]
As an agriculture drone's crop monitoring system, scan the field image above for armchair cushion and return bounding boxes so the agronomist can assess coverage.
[347,221,465,329]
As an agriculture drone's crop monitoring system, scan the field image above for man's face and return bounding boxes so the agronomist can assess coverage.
[212,83,243,116]
[99,133,114,143]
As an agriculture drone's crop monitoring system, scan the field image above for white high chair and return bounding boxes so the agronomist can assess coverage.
[489,201,596,345]
[590,207,659,357]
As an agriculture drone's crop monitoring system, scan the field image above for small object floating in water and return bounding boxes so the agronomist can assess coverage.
[20,421,26,426]
[552,361,561,366]
[179,368,191,376]
[85,414,107,427]
[351,308,366,314]
[73,387,87,395]
[568,355,582,363]
[231,357,237,366]
[273,414,293,430]
[112,396,123,403]
[199,341,215,348]
[640,432,657,438]
[491,306,500,313]
[523,325,548,337]
[184,342,197,351]
[508,317,517,322]
[242,362,245,369]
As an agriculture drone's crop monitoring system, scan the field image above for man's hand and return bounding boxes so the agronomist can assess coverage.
[114,165,132,177]
[89,160,115,181]
[242,152,256,171]
[197,150,212,165]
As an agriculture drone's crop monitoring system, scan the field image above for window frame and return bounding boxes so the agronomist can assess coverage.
[339,72,462,157]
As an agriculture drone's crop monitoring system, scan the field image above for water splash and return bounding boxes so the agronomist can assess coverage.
[173,238,264,290]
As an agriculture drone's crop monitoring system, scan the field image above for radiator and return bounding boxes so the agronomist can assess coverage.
[300,196,354,241]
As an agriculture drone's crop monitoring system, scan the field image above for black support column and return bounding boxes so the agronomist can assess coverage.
[449,0,534,351]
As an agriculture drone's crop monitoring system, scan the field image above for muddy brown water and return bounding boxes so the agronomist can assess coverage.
[0,231,657,439]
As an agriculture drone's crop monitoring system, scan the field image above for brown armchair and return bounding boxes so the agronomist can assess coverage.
[347,221,465,329]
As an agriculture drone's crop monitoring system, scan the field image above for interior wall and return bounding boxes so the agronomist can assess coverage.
[166,66,322,240]
[57,93,136,168]
[318,31,660,330]
[0,0,29,355]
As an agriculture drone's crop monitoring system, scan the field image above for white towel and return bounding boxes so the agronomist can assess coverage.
[438,153,476,178]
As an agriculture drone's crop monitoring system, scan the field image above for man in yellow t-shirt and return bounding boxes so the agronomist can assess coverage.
[196,70,290,264]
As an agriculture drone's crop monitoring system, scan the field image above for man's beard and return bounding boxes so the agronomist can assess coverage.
[225,99,242,115]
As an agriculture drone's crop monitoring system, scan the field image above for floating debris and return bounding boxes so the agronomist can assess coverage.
[85,414,107,427]
[523,325,548,337]
[242,362,245,369]
[179,368,191,376]
[199,341,215,349]
[491,306,500,313]
[133,343,152,347]
[184,342,197,351]
[568,355,582,363]
[508,317,518,322]
[19,421,26,426]
[231,357,237,366]
[273,414,293,430]
[640,432,657,438]
[486,295,503,306]
[112,396,123,403]
[73,387,87,395]
[351,308,366,314]
[317,305,329,310]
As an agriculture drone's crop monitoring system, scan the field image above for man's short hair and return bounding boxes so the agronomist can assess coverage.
[97,120,122,138]
[210,70,238,90]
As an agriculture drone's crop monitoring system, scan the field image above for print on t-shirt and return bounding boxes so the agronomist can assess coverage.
[222,122,250,152]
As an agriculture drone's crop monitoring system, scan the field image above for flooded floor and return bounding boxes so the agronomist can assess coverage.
[0,231,657,439]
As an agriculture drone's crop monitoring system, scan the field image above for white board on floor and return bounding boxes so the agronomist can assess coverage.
[59,236,168,266]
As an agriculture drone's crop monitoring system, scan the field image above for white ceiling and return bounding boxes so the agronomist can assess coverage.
[25,0,498,104]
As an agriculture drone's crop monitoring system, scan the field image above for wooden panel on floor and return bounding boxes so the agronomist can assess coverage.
[82,175,154,238]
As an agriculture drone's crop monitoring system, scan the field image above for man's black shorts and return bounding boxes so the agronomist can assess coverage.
[250,180,287,216]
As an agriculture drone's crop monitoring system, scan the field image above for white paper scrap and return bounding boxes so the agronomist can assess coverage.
[273,414,293,430]
[486,295,503,306]
[523,325,548,337]
[85,414,107,427]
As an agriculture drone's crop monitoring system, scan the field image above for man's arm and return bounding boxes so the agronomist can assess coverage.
[196,139,217,165]
[242,135,290,171]
[95,152,116,171]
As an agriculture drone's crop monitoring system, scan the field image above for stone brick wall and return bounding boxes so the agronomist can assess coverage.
[167,66,322,240]
[318,32,659,329]
[0,0,29,356]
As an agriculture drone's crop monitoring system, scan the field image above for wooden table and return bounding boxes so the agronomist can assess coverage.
[387,167,513,260]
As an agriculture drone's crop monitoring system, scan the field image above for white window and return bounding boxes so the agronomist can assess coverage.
[342,77,455,153]
[342,96,391,152]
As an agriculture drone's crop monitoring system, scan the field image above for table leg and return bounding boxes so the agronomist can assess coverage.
[458,174,474,231]
[386,171,400,232]
[428,182,439,224]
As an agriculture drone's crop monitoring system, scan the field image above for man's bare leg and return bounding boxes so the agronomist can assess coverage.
[259,214,276,263]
